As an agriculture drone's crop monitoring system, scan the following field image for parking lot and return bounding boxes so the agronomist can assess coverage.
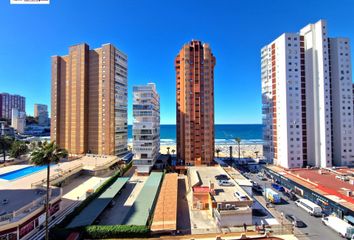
[244,169,343,240]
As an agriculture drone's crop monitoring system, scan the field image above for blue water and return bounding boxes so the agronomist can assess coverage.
[128,124,263,144]
[0,165,48,181]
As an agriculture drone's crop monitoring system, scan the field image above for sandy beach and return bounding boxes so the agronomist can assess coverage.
[128,143,263,159]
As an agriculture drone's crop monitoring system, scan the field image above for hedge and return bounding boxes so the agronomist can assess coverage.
[83,225,150,239]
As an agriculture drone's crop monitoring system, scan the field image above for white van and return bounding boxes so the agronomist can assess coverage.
[322,216,354,239]
[295,199,322,216]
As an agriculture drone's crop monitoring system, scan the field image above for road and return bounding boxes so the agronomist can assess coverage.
[245,171,342,240]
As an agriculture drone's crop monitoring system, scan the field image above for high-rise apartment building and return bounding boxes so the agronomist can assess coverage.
[175,40,216,166]
[51,43,128,156]
[0,93,25,120]
[262,20,354,169]
[132,83,160,174]
[11,108,26,134]
[34,104,49,126]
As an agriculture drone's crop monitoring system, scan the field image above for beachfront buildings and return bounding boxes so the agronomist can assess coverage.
[132,83,160,174]
[0,93,25,120]
[11,108,26,134]
[262,20,354,169]
[51,43,128,156]
[34,103,49,126]
[175,40,216,166]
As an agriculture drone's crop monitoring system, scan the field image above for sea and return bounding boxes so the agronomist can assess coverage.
[128,124,263,145]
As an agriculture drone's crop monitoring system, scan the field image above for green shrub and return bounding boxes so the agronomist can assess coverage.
[83,225,150,239]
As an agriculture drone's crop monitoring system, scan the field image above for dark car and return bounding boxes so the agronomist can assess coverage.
[252,184,264,193]
[285,214,307,228]
[271,183,285,192]
[283,191,298,201]
[252,208,267,217]
[215,174,229,180]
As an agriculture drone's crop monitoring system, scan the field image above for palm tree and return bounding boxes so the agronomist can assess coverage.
[215,149,221,158]
[254,151,259,159]
[171,149,176,155]
[9,141,28,159]
[235,137,241,162]
[30,141,67,240]
[167,147,170,155]
[0,136,13,163]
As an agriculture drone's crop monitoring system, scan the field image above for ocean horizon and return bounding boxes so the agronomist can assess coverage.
[128,124,263,145]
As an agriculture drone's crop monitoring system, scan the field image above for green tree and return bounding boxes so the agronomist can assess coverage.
[235,137,241,162]
[0,136,13,162]
[30,141,68,240]
[9,141,28,158]
[171,149,175,155]
[167,147,170,155]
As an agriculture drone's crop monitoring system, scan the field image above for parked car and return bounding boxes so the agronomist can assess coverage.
[252,208,267,217]
[283,191,298,201]
[257,174,267,181]
[218,180,235,186]
[271,183,285,192]
[252,184,264,193]
[215,174,229,180]
[285,214,307,228]
[234,191,248,201]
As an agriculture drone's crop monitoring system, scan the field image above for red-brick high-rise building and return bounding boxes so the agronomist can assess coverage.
[175,40,216,166]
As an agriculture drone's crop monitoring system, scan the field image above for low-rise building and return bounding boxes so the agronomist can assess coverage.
[0,188,61,240]
[264,165,354,219]
[187,166,253,227]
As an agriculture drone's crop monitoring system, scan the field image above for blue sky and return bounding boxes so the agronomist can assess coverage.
[0,0,353,124]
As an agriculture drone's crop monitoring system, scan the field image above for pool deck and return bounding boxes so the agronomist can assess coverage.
[0,155,122,219]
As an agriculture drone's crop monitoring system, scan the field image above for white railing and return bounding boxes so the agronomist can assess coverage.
[31,163,83,188]
[0,188,62,226]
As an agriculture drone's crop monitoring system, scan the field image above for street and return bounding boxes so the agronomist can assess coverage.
[245,171,342,240]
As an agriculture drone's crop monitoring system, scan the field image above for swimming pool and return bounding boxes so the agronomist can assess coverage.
[0,165,48,181]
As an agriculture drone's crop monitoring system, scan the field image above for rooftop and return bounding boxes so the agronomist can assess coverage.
[151,173,178,232]
[223,166,253,187]
[267,165,354,211]
[189,165,252,204]
[123,172,163,226]
[67,177,129,228]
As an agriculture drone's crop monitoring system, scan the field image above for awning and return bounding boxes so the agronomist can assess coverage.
[344,215,354,225]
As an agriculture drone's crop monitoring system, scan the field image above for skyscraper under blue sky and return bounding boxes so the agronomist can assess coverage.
[0,0,353,124]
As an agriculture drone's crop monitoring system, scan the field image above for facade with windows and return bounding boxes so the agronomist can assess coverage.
[175,40,216,166]
[0,93,25,121]
[51,43,128,156]
[262,20,354,168]
[132,83,160,174]
[34,104,49,126]
[11,108,26,134]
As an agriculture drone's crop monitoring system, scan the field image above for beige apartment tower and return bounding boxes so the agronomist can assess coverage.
[175,40,216,166]
[51,43,128,156]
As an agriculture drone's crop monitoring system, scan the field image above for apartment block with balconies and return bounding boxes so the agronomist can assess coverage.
[132,83,160,174]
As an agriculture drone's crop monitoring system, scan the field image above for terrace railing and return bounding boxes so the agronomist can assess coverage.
[0,188,62,226]
[31,163,83,188]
